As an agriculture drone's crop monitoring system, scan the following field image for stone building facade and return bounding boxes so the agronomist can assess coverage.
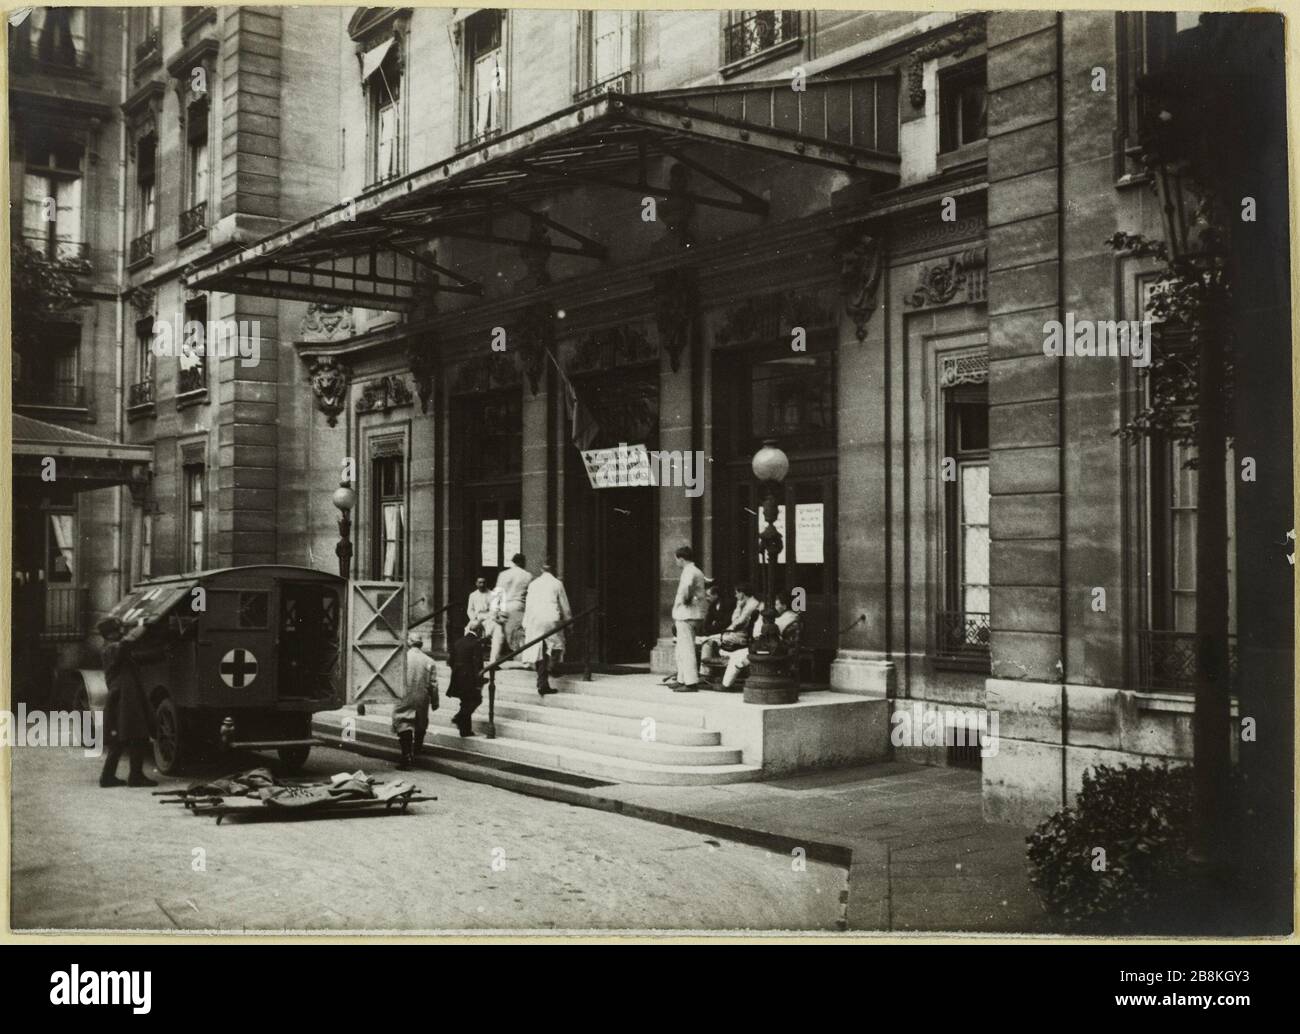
[15,8,1272,823]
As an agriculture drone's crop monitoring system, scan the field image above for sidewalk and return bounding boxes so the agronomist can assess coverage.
[321,719,1053,933]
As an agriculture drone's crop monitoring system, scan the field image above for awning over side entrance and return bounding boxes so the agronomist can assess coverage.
[184,74,900,311]
[12,413,153,490]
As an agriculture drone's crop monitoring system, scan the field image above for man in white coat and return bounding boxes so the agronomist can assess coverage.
[489,553,532,668]
[668,544,708,692]
[521,560,572,697]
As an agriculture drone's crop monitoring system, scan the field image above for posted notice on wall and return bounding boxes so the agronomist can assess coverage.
[502,519,521,561]
[756,505,787,564]
[795,503,825,564]
[581,443,651,489]
[480,519,500,568]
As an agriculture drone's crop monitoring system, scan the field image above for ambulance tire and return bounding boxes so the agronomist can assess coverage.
[277,745,311,772]
[153,695,186,775]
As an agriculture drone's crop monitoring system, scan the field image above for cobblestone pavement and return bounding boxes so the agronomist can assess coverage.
[9,745,847,933]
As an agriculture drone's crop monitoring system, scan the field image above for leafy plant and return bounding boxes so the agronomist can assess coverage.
[1105,226,1233,464]
[1026,762,1195,932]
[10,240,91,355]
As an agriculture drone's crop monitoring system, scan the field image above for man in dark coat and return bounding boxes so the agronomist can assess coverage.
[447,621,487,737]
[97,616,160,787]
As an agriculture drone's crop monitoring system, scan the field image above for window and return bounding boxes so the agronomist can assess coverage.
[750,354,835,443]
[939,382,990,662]
[139,511,153,581]
[127,317,156,410]
[462,10,505,146]
[183,96,210,230]
[22,132,84,260]
[458,390,522,482]
[939,60,987,154]
[47,510,76,584]
[1116,13,1201,178]
[185,464,206,573]
[370,454,406,579]
[14,322,80,407]
[179,296,207,395]
[33,8,87,68]
[131,131,157,262]
[362,38,403,184]
[724,10,800,67]
[578,10,635,98]
[131,7,161,66]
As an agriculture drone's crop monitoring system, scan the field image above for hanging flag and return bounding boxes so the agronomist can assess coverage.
[546,349,600,450]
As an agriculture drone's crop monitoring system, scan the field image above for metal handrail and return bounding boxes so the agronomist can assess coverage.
[408,597,459,630]
[479,603,601,739]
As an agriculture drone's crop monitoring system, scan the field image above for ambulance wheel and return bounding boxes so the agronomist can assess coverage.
[277,745,310,772]
[153,696,185,775]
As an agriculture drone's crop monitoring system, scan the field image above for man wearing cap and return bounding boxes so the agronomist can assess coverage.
[448,622,487,737]
[392,634,439,769]
[97,616,161,787]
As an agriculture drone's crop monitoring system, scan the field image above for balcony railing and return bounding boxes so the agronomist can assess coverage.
[13,381,87,409]
[180,201,207,239]
[11,38,95,73]
[935,610,991,663]
[1138,630,1240,693]
[21,235,90,265]
[575,70,633,101]
[43,585,88,640]
[128,230,154,266]
[724,10,800,66]
[134,31,160,66]
[127,378,155,410]
[177,363,207,396]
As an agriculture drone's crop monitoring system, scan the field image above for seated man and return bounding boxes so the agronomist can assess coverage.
[719,591,802,690]
[698,582,760,663]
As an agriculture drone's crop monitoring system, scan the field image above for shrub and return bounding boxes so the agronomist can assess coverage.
[1026,762,1195,932]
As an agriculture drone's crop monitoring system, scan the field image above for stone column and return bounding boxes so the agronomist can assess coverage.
[830,228,895,695]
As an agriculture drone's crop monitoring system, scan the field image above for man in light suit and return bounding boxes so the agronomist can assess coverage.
[668,544,708,692]
[489,553,532,667]
[521,560,572,697]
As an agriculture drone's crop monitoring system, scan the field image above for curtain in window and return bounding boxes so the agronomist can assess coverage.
[189,509,205,573]
[54,177,81,258]
[22,173,49,244]
[960,463,990,615]
[382,502,404,578]
[473,52,501,137]
[49,513,76,581]
[591,10,631,85]
[189,137,209,208]
[376,105,397,180]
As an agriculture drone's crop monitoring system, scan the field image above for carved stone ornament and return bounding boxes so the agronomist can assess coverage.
[939,351,989,388]
[837,228,884,342]
[407,341,437,414]
[904,248,987,309]
[355,374,413,415]
[652,266,699,373]
[127,286,156,317]
[300,303,356,342]
[907,16,987,110]
[513,301,556,396]
[712,285,837,349]
[308,357,351,427]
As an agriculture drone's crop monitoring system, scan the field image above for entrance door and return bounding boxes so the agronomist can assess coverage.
[279,581,342,703]
[594,485,657,664]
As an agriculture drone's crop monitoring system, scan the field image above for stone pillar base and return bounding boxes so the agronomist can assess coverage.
[650,637,676,675]
[829,650,895,697]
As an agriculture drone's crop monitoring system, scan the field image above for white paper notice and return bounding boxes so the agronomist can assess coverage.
[502,519,521,561]
[795,503,825,564]
[756,505,787,564]
[480,519,499,568]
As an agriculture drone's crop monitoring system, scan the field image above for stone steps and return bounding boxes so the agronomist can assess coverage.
[491,698,720,746]
[312,710,759,786]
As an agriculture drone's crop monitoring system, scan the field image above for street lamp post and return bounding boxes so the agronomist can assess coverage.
[333,479,358,713]
[332,480,356,580]
[745,440,798,705]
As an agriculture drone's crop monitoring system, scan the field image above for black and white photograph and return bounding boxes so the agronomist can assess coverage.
[4,2,1294,945]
